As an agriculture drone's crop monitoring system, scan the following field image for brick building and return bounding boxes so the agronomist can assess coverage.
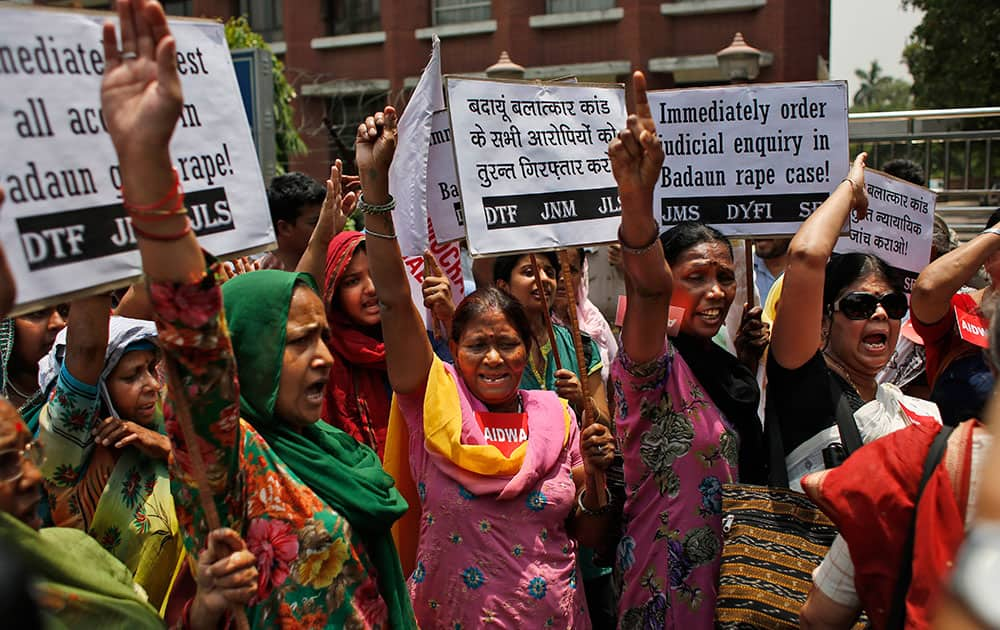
[41,0,830,180]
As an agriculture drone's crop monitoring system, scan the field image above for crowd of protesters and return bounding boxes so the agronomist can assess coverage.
[0,1,999,629]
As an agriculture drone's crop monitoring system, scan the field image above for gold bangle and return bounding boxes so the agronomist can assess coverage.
[617,225,659,255]
[840,177,858,195]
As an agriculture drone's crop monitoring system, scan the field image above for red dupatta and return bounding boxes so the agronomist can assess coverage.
[801,420,974,630]
[321,231,390,457]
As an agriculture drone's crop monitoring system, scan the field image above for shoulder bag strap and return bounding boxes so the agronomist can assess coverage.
[827,372,864,455]
[886,424,956,630]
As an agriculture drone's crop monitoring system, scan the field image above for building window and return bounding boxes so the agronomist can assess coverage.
[238,0,283,42]
[432,0,491,26]
[326,0,381,35]
[162,0,193,15]
[546,0,614,11]
[325,92,388,170]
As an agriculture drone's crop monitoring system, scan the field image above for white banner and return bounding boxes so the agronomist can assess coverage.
[389,35,443,257]
[426,109,465,243]
[0,7,273,314]
[647,81,849,237]
[834,168,935,292]
[446,77,627,257]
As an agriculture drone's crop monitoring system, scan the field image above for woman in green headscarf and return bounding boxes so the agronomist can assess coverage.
[221,270,414,628]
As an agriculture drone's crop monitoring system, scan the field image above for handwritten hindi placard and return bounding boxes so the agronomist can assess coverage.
[834,168,935,291]
[445,77,626,257]
[0,7,274,314]
[426,110,465,243]
[647,81,849,237]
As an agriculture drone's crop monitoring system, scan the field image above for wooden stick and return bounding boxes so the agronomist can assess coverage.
[164,360,251,630]
[557,249,607,507]
[529,253,562,371]
[744,240,755,309]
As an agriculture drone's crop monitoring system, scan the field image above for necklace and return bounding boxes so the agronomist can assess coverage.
[823,351,868,397]
[4,377,36,401]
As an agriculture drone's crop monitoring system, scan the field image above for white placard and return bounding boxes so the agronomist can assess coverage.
[446,77,627,257]
[834,168,935,292]
[0,7,274,314]
[647,81,849,237]
[426,110,465,243]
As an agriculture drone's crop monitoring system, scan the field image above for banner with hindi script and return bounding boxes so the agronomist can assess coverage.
[445,77,627,257]
[647,81,849,237]
[834,168,935,292]
[0,6,273,315]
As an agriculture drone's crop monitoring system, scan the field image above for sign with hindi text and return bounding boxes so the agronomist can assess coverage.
[834,168,935,292]
[445,77,627,256]
[647,81,849,237]
[0,6,274,314]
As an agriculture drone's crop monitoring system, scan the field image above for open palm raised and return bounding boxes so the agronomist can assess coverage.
[100,0,183,167]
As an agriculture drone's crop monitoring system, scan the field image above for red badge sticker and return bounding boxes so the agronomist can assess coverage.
[954,302,989,348]
[667,306,685,337]
[475,412,529,457]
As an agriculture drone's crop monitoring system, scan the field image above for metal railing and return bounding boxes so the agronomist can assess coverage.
[849,107,1000,241]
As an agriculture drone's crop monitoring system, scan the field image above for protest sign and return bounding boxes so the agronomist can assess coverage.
[647,81,849,237]
[426,110,465,243]
[834,168,935,292]
[0,6,274,314]
[445,77,627,257]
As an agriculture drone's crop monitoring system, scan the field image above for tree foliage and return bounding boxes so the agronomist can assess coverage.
[224,17,307,174]
[902,0,1000,108]
[851,60,913,112]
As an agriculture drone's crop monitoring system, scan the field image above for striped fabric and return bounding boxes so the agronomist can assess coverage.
[715,484,867,629]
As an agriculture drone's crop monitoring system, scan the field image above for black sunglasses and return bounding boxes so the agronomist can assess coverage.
[833,291,908,320]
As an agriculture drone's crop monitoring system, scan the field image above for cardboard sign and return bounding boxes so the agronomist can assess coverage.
[445,77,627,256]
[426,110,465,243]
[0,7,274,314]
[955,302,989,348]
[475,411,529,457]
[646,81,849,237]
[834,168,935,292]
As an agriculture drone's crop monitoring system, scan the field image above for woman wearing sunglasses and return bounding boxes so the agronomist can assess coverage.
[766,152,908,486]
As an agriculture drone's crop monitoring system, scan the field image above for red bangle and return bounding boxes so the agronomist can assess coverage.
[131,218,193,241]
[127,195,188,222]
[123,168,183,212]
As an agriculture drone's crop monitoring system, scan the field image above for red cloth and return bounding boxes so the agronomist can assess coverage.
[321,231,390,458]
[912,292,978,387]
[801,422,965,630]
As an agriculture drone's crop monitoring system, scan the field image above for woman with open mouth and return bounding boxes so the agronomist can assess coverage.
[35,296,182,610]
[360,105,615,628]
[321,229,395,459]
[766,151,907,487]
[606,72,769,629]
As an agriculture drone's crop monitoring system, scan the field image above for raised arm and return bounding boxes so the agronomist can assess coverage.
[295,160,356,284]
[356,107,434,394]
[101,0,203,283]
[101,0,241,542]
[911,231,1000,324]
[769,153,868,370]
[609,71,669,364]
[64,295,112,387]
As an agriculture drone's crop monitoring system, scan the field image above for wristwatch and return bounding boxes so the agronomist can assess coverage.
[949,522,1000,627]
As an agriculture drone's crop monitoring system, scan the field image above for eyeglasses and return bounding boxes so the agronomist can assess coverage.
[833,291,908,320]
[0,441,45,482]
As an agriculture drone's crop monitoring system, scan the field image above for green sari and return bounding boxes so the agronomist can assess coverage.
[0,512,162,629]
[222,270,414,630]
